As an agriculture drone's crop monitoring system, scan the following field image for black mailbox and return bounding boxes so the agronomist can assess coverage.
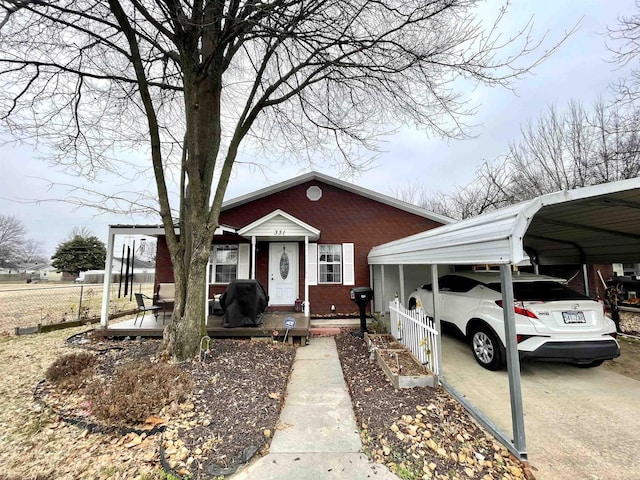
[349,286,373,336]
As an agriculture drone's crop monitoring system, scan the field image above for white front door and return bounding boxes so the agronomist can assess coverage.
[269,243,298,306]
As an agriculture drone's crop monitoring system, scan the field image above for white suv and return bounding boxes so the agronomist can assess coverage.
[408,271,620,370]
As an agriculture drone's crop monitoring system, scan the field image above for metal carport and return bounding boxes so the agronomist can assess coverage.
[368,177,640,461]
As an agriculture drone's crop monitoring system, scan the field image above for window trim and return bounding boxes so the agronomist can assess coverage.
[210,244,239,284]
[318,244,342,284]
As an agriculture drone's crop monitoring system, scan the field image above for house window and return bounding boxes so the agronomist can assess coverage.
[210,244,238,284]
[318,244,342,284]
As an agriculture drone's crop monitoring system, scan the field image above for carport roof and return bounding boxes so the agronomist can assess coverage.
[368,177,640,266]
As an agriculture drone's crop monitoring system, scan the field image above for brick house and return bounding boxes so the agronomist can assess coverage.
[155,171,450,316]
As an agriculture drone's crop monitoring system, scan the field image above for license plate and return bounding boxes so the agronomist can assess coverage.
[562,311,586,324]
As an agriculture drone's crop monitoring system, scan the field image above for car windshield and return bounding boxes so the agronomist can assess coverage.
[486,281,592,301]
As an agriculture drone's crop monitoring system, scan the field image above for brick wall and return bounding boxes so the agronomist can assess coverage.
[538,263,614,300]
[219,180,442,314]
[156,179,443,314]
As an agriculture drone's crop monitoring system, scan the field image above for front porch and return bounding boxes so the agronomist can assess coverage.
[93,311,311,344]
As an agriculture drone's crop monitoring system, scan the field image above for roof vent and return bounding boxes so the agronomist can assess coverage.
[306,186,322,201]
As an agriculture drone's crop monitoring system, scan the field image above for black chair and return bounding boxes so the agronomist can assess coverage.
[134,293,161,326]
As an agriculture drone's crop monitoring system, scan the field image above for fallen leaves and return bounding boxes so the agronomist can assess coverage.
[1,328,297,479]
[336,333,529,480]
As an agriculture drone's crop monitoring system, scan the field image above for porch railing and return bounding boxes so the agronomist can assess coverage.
[389,298,439,375]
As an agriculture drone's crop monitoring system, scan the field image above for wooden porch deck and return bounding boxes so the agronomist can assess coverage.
[94,311,311,344]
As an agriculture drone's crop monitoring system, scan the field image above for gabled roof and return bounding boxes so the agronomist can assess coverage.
[369,177,640,266]
[222,171,453,224]
[238,209,321,241]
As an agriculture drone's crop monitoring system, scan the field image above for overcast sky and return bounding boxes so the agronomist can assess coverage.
[0,0,637,258]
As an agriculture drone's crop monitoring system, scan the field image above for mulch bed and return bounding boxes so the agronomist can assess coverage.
[37,332,296,478]
[336,332,532,480]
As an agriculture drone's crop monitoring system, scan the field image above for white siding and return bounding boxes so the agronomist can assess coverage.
[245,216,313,238]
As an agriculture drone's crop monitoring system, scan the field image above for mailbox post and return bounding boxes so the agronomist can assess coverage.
[349,286,374,337]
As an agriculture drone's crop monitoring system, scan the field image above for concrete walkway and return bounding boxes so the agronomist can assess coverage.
[230,336,398,480]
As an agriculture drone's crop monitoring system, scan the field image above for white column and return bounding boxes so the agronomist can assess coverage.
[100,228,115,327]
[205,247,211,320]
[380,264,386,316]
[304,236,310,316]
[399,264,405,304]
[251,236,257,279]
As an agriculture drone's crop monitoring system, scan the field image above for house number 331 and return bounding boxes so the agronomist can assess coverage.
[274,230,286,236]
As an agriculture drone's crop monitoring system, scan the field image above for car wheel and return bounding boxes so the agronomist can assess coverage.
[574,360,604,368]
[408,298,417,310]
[470,325,505,371]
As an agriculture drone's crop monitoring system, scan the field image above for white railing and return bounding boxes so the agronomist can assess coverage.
[389,299,439,375]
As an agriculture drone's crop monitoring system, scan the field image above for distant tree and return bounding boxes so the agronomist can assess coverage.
[0,214,26,265]
[505,100,640,202]
[51,235,106,276]
[396,99,640,220]
[66,227,94,241]
[20,238,47,263]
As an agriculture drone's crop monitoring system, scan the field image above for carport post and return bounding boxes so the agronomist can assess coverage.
[500,265,527,457]
[582,264,590,296]
[431,265,443,376]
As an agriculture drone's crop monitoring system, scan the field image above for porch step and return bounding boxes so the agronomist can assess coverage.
[310,327,343,337]
[309,318,373,328]
[309,318,373,337]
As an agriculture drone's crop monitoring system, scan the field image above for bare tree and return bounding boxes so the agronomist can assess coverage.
[0,0,566,359]
[608,1,640,105]
[392,159,514,219]
[0,214,27,265]
[66,227,95,241]
[20,238,46,263]
[395,97,640,219]
[506,99,640,203]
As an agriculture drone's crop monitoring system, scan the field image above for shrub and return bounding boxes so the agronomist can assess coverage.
[88,361,193,425]
[45,352,97,390]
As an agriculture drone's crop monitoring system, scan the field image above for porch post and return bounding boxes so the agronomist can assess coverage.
[100,227,115,327]
[304,236,310,316]
[380,264,386,316]
[251,236,257,279]
[398,264,405,304]
[205,247,211,321]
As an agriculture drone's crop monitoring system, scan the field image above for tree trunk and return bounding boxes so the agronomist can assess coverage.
[163,220,212,361]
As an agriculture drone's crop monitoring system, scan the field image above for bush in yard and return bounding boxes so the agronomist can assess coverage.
[88,361,193,425]
[45,352,97,391]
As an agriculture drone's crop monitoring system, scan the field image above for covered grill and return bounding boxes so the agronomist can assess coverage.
[220,279,268,328]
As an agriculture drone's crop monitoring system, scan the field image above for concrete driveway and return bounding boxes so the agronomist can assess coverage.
[441,334,640,480]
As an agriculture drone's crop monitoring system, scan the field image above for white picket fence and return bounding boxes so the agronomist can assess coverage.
[389,299,439,375]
